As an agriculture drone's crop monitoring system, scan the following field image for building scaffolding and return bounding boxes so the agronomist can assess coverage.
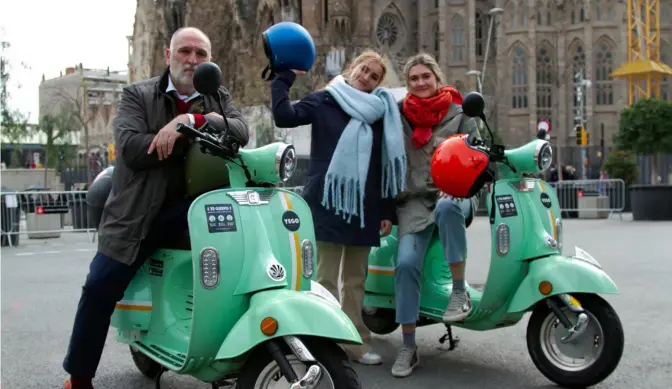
[611,0,672,105]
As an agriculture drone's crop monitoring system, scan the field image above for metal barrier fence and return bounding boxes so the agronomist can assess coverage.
[1,180,624,247]
[285,180,626,219]
[547,179,626,219]
[0,190,95,247]
[472,179,625,219]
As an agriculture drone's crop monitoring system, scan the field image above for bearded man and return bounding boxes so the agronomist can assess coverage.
[62,27,249,389]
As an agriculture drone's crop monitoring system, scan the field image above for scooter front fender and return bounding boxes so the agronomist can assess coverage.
[507,253,619,313]
[215,287,362,360]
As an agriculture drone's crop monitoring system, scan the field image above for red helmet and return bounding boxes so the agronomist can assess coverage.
[430,134,494,198]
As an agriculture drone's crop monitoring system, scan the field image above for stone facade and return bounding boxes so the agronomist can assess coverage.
[38,65,128,153]
[130,0,672,157]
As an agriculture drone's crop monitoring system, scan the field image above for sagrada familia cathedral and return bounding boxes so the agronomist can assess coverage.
[128,0,671,153]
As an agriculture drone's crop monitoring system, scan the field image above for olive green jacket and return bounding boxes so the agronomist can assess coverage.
[98,68,249,265]
[396,101,482,238]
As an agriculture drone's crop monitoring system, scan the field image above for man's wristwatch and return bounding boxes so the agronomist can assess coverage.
[186,113,195,127]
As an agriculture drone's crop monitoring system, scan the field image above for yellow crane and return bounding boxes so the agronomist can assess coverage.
[611,0,672,105]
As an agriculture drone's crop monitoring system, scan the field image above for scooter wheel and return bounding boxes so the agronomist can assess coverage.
[526,294,624,388]
[129,345,162,379]
[235,337,361,389]
[361,308,400,335]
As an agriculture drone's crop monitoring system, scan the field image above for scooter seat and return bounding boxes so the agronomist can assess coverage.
[157,228,192,250]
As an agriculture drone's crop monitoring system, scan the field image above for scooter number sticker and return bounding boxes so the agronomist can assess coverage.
[205,204,237,233]
[495,195,518,217]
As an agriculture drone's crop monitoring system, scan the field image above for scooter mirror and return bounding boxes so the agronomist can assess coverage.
[193,62,223,96]
[462,92,486,120]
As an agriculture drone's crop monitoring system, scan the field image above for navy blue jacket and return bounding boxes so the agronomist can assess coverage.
[271,70,396,247]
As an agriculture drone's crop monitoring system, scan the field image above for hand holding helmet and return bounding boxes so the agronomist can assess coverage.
[261,22,316,80]
[430,92,495,199]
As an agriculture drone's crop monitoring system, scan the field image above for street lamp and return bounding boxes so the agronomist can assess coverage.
[465,7,503,94]
[466,70,482,93]
[482,7,504,84]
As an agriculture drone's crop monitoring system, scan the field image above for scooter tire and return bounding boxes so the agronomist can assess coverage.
[129,345,162,379]
[236,337,361,389]
[526,294,624,389]
[361,308,400,335]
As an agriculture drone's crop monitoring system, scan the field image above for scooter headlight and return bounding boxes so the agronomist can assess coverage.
[535,142,553,172]
[275,144,297,182]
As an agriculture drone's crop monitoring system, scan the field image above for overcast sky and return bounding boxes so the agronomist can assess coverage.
[1,0,137,124]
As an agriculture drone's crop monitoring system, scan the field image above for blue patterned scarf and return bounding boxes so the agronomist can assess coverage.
[322,75,407,228]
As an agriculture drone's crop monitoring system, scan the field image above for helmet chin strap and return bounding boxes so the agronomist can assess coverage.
[261,63,276,81]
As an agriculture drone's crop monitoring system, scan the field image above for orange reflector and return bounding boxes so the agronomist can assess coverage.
[261,317,278,336]
[539,281,553,295]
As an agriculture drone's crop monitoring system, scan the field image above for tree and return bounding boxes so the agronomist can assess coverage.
[43,84,97,182]
[1,109,30,166]
[36,108,78,185]
[615,98,672,184]
[39,81,97,181]
[1,38,31,167]
[602,149,638,186]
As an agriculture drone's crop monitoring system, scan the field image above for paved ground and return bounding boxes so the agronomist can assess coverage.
[2,214,671,389]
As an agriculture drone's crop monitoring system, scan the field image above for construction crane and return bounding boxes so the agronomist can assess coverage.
[611,0,672,105]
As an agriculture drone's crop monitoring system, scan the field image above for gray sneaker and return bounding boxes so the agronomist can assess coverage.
[442,289,472,322]
[391,346,419,378]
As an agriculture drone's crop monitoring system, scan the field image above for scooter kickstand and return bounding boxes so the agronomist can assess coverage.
[155,367,167,389]
[211,380,235,389]
[438,324,460,351]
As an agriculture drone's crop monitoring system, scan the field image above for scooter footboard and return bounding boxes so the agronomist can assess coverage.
[507,254,619,313]
[214,288,362,360]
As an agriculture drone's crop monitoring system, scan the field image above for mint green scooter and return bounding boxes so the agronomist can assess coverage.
[105,62,363,389]
[362,92,624,388]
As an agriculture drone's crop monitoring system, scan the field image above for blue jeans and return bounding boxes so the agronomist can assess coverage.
[62,198,192,378]
[394,197,471,325]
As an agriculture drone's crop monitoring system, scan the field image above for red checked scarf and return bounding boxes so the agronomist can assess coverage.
[402,86,464,148]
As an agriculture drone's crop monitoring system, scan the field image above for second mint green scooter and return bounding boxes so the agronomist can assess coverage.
[362,92,624,388]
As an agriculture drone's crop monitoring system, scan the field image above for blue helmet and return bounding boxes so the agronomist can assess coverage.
[262,22,316,73]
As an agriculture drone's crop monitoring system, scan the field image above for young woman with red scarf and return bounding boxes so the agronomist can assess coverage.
[390,53,482,378]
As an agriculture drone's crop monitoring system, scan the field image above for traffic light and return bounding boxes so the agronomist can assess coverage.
[575,125,589,146]
[575,125,584,145]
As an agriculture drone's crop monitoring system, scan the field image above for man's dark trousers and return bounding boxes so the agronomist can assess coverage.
[63,198,192,378]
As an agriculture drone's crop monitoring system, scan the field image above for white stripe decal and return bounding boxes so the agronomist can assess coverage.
[279,192,301,290]
[279,190,289,210]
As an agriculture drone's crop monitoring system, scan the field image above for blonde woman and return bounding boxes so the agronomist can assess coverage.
[270,51,407,365]
[391,53,482,377]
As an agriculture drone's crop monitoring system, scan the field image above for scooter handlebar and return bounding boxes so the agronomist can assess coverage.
[176,122,203,140]
[176,123,233,158]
